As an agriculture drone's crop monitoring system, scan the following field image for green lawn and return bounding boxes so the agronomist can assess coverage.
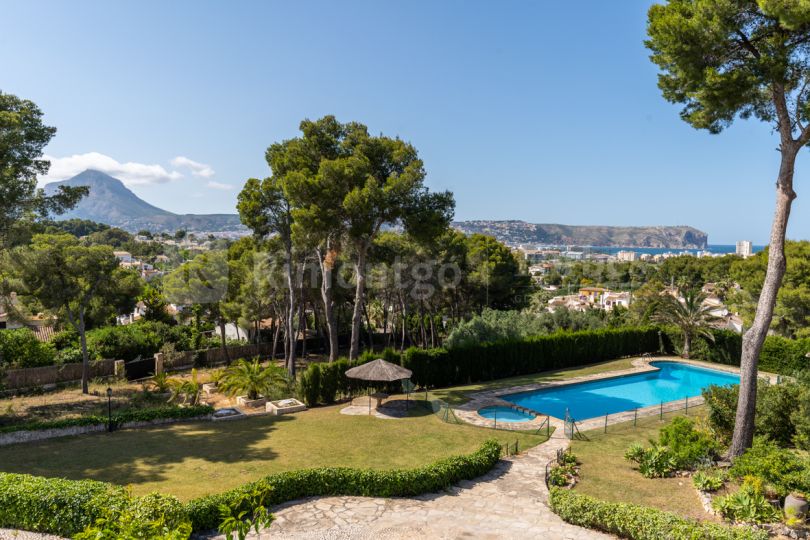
[427,358,637,405]
[0,403,546,501]
[571,407,712,521]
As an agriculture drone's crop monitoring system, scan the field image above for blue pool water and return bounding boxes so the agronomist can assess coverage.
[478,405,536,423]
[501,362,739,421]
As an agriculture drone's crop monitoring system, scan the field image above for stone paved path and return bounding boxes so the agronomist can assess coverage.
[206,424,610,540]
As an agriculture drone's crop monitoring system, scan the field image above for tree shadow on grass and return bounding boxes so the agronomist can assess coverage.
[0,413,295,489]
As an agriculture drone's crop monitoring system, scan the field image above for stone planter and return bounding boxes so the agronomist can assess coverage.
[202,382,218,396]
[786,493,809,520]
[236,395,267,409]
[266,398,307,415]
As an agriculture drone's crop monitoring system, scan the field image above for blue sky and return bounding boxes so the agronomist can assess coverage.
[2,0,807,244]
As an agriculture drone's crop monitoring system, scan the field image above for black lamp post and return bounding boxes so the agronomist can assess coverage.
[106,387,113,432]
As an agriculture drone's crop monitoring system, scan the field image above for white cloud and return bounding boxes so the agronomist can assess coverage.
[171,156,215,178]
[41,152,183,186]
[206,181,233,190]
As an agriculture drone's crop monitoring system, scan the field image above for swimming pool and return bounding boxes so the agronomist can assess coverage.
[477,405,536,423]
[500,362,739,421]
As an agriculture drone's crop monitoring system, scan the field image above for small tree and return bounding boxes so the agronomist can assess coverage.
[653,288,720,358]
[13,234,134,393]
[219,358,288,401]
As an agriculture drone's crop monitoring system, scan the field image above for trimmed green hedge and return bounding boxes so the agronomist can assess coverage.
[300,328,659,405]
[0,405,213,434]
[661,327,810,375]
[0,473,127,536]
[549,487,767,540]
[185,438,502,531]
[402,327,661,389]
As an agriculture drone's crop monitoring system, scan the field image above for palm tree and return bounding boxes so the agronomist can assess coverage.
[653,288,721,358]
[219,358,288,400]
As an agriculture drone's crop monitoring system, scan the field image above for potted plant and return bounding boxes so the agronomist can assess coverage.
[202,368,224,396]
[219,358,287,409]
[785,492,808,521]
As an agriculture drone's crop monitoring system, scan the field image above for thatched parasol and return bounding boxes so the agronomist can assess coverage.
[345,359,413,414]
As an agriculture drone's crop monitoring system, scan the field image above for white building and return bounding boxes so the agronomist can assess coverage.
[736,240,753,258]
[113,251,133,263]
[616,250,637,262]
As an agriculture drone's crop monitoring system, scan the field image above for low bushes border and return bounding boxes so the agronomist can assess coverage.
[184,438,502,531]
[549,487,768,540]
[0,439,502,535]
[0,404,214,434]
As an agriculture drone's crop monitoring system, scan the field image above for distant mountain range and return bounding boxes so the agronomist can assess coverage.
[44,170,244,233]
[452,220,708,249]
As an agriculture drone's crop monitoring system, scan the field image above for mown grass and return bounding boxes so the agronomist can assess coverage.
[571,406,713,521]
[0,401,547,501]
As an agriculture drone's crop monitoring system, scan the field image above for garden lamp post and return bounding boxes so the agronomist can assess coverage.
[106,387,113,432]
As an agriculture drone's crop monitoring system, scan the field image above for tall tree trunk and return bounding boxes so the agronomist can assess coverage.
[300,304,308,359]
[272,316,281,359]
[349,244,367,360]
[728,144,798,458]
[79,312,89,394]
[363,300,374,351]
[219,317,230,364]
[318,244,340,362]
[682,332,691,359]
[284,250,298,378]
[399,295,407,353]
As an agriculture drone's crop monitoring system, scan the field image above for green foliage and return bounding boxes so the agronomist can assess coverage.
[402,327,660,389]
[702,377,809,447]
[712,482,781,524]
[217,487,274,540]
[658,417,718,469]
[624,443,677,479]
[148,372,171,393]
[728,438,810,498]
[549,487,768,540]
[75,492,192,540]
[298,353,395,407]
[0,328,55,368]
[692,470,725,492]
[0,472,127,536]
[652,288,719,358]
[219,358,288,401]
[168,369,202,406]
[185,439,501,531]
[445,308,612,349]
[0,405,213,434]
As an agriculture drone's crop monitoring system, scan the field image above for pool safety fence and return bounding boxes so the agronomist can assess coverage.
[563,397,706,440]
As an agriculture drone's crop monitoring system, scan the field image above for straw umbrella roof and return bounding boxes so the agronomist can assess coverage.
[344,359,412,382]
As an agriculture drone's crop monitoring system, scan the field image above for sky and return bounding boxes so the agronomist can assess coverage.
[2,0,807,245]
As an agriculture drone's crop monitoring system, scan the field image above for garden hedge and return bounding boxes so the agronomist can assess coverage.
[401,327,661,389]
[661,327,810,375]
[0,404,214,434]
[0,473,128,536]
[184,438,502,531]
[549,487,768,540]
[0,439,501,535]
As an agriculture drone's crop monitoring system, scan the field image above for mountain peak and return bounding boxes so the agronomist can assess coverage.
[43,170,243,233]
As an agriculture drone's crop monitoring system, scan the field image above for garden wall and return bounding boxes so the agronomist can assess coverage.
[3,359,120,390]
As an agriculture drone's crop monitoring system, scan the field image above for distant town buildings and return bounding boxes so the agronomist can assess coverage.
[736,240,753,258]
[616,250,637,262]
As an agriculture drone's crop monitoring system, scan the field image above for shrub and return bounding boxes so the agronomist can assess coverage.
[0,328,55,368]
[184,439,502,531]
[0,404,213,434]
[218,359,287,401]
[299,362,321,407]
[75,491,191,540]
[549,487,768,540]
[692,470,725,492]
[548,464,575,487]
[712,482,781,524]
[702,383,739,443]
[624,443,677,478]
[658,417,718,469]
[728,438,809,497]
[0,473,127,536]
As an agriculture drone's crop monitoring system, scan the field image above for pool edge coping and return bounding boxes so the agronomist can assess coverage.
[454,356,778,431]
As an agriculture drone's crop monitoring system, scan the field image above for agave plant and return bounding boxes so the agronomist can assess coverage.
[219,358,288,401]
